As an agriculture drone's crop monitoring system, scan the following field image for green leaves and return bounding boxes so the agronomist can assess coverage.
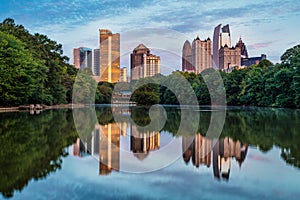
[0,18,77,106]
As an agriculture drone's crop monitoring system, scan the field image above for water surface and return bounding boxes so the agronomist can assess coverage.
[0,106,300,199]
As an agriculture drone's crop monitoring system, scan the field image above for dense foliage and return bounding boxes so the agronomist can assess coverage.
[0,18,78,106]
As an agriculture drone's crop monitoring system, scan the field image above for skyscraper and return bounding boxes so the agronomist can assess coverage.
[182,40,194,72]
[192,36,212,74]
[213,24,231,69]
[94,48,100,76]
[130,44,160,81]
[73,47,92,71]
[99,29,120,83]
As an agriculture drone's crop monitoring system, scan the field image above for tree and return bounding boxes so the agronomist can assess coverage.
[0,31,47,106]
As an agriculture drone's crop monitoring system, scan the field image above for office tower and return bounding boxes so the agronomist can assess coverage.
[182,40,194,72]
[235,37,248,59]
[73,47,93,70]
[130,44,160,81]
[192,36,212,74]
[213,24,231,69]
[94,48,100,76]
[120,67,127,82]
[219,45,241,72]
[99,29,120,83]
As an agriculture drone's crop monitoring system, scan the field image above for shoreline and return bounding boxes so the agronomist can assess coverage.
[0,104,86,113]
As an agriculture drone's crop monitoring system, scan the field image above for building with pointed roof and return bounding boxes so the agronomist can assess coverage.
[182,40,194,72]
[235,37,248,59]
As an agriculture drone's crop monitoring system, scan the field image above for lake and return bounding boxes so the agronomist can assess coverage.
[0,106,300,199]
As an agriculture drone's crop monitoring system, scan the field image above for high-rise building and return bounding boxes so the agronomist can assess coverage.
[120,67,127,82]
[94,49,100,76]
[213,24,231,69]
[99,29,120,83]
[192,36,212,74]
[130,44,160,81]
[182,40,194,72]
[219,45,241,72]
[73,47,92,71]
[235,37,248,59]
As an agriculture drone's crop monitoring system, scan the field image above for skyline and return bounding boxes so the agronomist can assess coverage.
[1,0,300,74]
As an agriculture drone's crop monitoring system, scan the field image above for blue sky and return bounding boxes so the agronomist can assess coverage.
[1,0,300,72]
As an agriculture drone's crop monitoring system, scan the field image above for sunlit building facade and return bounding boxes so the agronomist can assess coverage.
[192,36,212,74]
[130,44,160,81]
[99,29,120,83]
[219,45,241,72]
[120,67,127,82]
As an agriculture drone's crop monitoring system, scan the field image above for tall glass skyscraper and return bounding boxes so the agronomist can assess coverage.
[213,24,231,70]
[99,29,120,83]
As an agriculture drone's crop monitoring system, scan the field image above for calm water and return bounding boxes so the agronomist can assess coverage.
[1,106,300,199]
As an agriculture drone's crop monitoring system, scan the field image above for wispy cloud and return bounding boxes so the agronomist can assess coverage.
[1,0,300,65]
[248,41,276,50]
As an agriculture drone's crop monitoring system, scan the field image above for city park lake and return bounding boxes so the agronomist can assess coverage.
[0,105,300,200]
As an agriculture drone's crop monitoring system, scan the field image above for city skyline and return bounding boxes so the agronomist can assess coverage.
[1,0,299,74]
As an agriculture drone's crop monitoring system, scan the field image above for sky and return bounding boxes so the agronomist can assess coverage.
[1,0,300,74]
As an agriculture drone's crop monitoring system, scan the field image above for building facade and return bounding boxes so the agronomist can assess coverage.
[242,54,267,67]
[130,44,160,81]
[219,45,241,72]
[235,37,248,59]
[120,67,127,82]
[73,47,92,71]
[99,29,120,83]
[182,40,194,72]
[93,48,100,76]
[192,36,212,74]
[213,24,231,69]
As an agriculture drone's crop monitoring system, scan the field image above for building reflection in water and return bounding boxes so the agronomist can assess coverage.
[131,125,160,160]
[72,120,160,175]
[182,134,248,181]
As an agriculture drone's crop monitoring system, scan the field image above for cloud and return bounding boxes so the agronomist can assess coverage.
[1,0,300,66]
[248,41,275,50]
